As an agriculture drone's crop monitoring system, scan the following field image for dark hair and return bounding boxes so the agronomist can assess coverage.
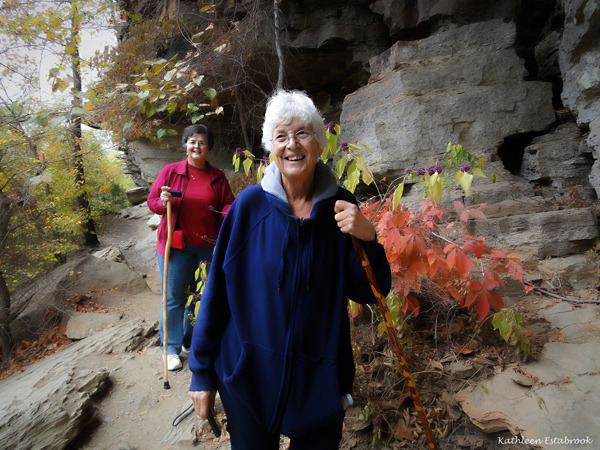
[182,124,214,149]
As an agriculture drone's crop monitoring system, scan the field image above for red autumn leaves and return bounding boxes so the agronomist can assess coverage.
[364,198,526,321]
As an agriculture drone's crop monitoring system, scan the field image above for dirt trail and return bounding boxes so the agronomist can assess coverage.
[77,208,230,450]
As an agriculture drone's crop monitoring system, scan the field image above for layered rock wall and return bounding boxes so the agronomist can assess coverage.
[340,19,556,176]
[121,0,600,258]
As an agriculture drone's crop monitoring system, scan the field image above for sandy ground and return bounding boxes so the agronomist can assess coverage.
[75,208,232,450]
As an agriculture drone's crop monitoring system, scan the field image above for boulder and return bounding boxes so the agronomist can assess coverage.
[11,255,150,344]
[0,318,156,450]
[559,0,600,128]
[93,246,127,263]
[340,19,556,178]
[466,207,599,259]
[520,123,594,189]
[125,186,149,206]
[65,312,124,340]
[126,134,235,185]
[147,214,162,230]
[537,254,600,290]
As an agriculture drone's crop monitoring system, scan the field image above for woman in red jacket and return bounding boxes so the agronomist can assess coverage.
[148,124,235,371]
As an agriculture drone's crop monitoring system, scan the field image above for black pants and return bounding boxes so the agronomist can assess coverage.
[218,382,343,450]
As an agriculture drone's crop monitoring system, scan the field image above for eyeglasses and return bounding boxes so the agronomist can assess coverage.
[272,130,315,145]
[187,140,207,147]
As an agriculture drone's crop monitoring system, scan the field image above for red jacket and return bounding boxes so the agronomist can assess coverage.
[148,160,235,256]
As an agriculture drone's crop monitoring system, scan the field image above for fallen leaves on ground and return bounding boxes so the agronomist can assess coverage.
[0,325,73,380]
[67,290,114,313]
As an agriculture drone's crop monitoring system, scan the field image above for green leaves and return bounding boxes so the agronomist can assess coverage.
[35,111,51,127]
[336,154,347,179]
[321,127,339,162]
[354,154,373,185]
[392,182,404,211]
[425,172,443,205]
[204,88,217,100]
[492,308,531,355]
[455,170,474,197]
[535,393,545,410]
[343,160,360,193]
[232,150,255,175]
[30,171,53,187]
[187,262,208,326]
[320,127,376,195]
[93,38,220,140]
[242,157,253,175]
[156,128,176,140]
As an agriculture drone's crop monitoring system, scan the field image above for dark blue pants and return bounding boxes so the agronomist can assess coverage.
[218,382,343,450]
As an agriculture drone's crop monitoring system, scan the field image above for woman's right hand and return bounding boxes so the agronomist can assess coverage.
[160,186,172,207]
[188,390,217,420]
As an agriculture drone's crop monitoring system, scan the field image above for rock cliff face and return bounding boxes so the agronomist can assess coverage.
[341,19,556,176]
[123,0,599,258]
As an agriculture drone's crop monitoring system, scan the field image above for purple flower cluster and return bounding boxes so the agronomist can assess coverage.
[235,147,248,161]
[460,164,471,173]
[325,121,337,135]
[412,165,443,176]
[340,142,350,153]
[429,165,442,175]
[235,147,247,160]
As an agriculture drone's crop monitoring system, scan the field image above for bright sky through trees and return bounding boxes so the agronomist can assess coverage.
[0,0,117,103]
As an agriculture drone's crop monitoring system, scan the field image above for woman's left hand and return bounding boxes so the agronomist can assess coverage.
[188,390,216,420]
[334,200,376,242]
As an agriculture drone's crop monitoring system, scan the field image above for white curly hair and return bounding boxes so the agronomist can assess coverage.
[261,90,328,154]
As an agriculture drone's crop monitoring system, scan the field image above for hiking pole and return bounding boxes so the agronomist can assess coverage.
[207,409,222,437]
[162,189,182,390]
[351,237,440,450]
[172,404,221,438]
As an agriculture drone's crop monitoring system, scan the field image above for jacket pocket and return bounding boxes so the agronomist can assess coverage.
[222,342,286,430]
[280,353,344,438]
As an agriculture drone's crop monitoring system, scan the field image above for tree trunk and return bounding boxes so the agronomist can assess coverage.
[273,0,284,90]
[0,191,14,364]
[234,86,252,150]
[70,0,100,247]
[0,274,12,365]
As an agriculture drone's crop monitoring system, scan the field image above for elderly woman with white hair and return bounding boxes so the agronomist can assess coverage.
[188,90,391,449]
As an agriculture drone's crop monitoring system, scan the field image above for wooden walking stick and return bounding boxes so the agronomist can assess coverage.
[351,237,440,450]
[162,198,173,389]
[162,190,182,390]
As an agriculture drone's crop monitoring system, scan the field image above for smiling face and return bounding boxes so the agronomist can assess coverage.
[186,133,209,169]
[272,119,322,194]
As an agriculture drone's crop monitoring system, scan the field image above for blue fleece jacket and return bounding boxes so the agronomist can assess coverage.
[188,161,391,438]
